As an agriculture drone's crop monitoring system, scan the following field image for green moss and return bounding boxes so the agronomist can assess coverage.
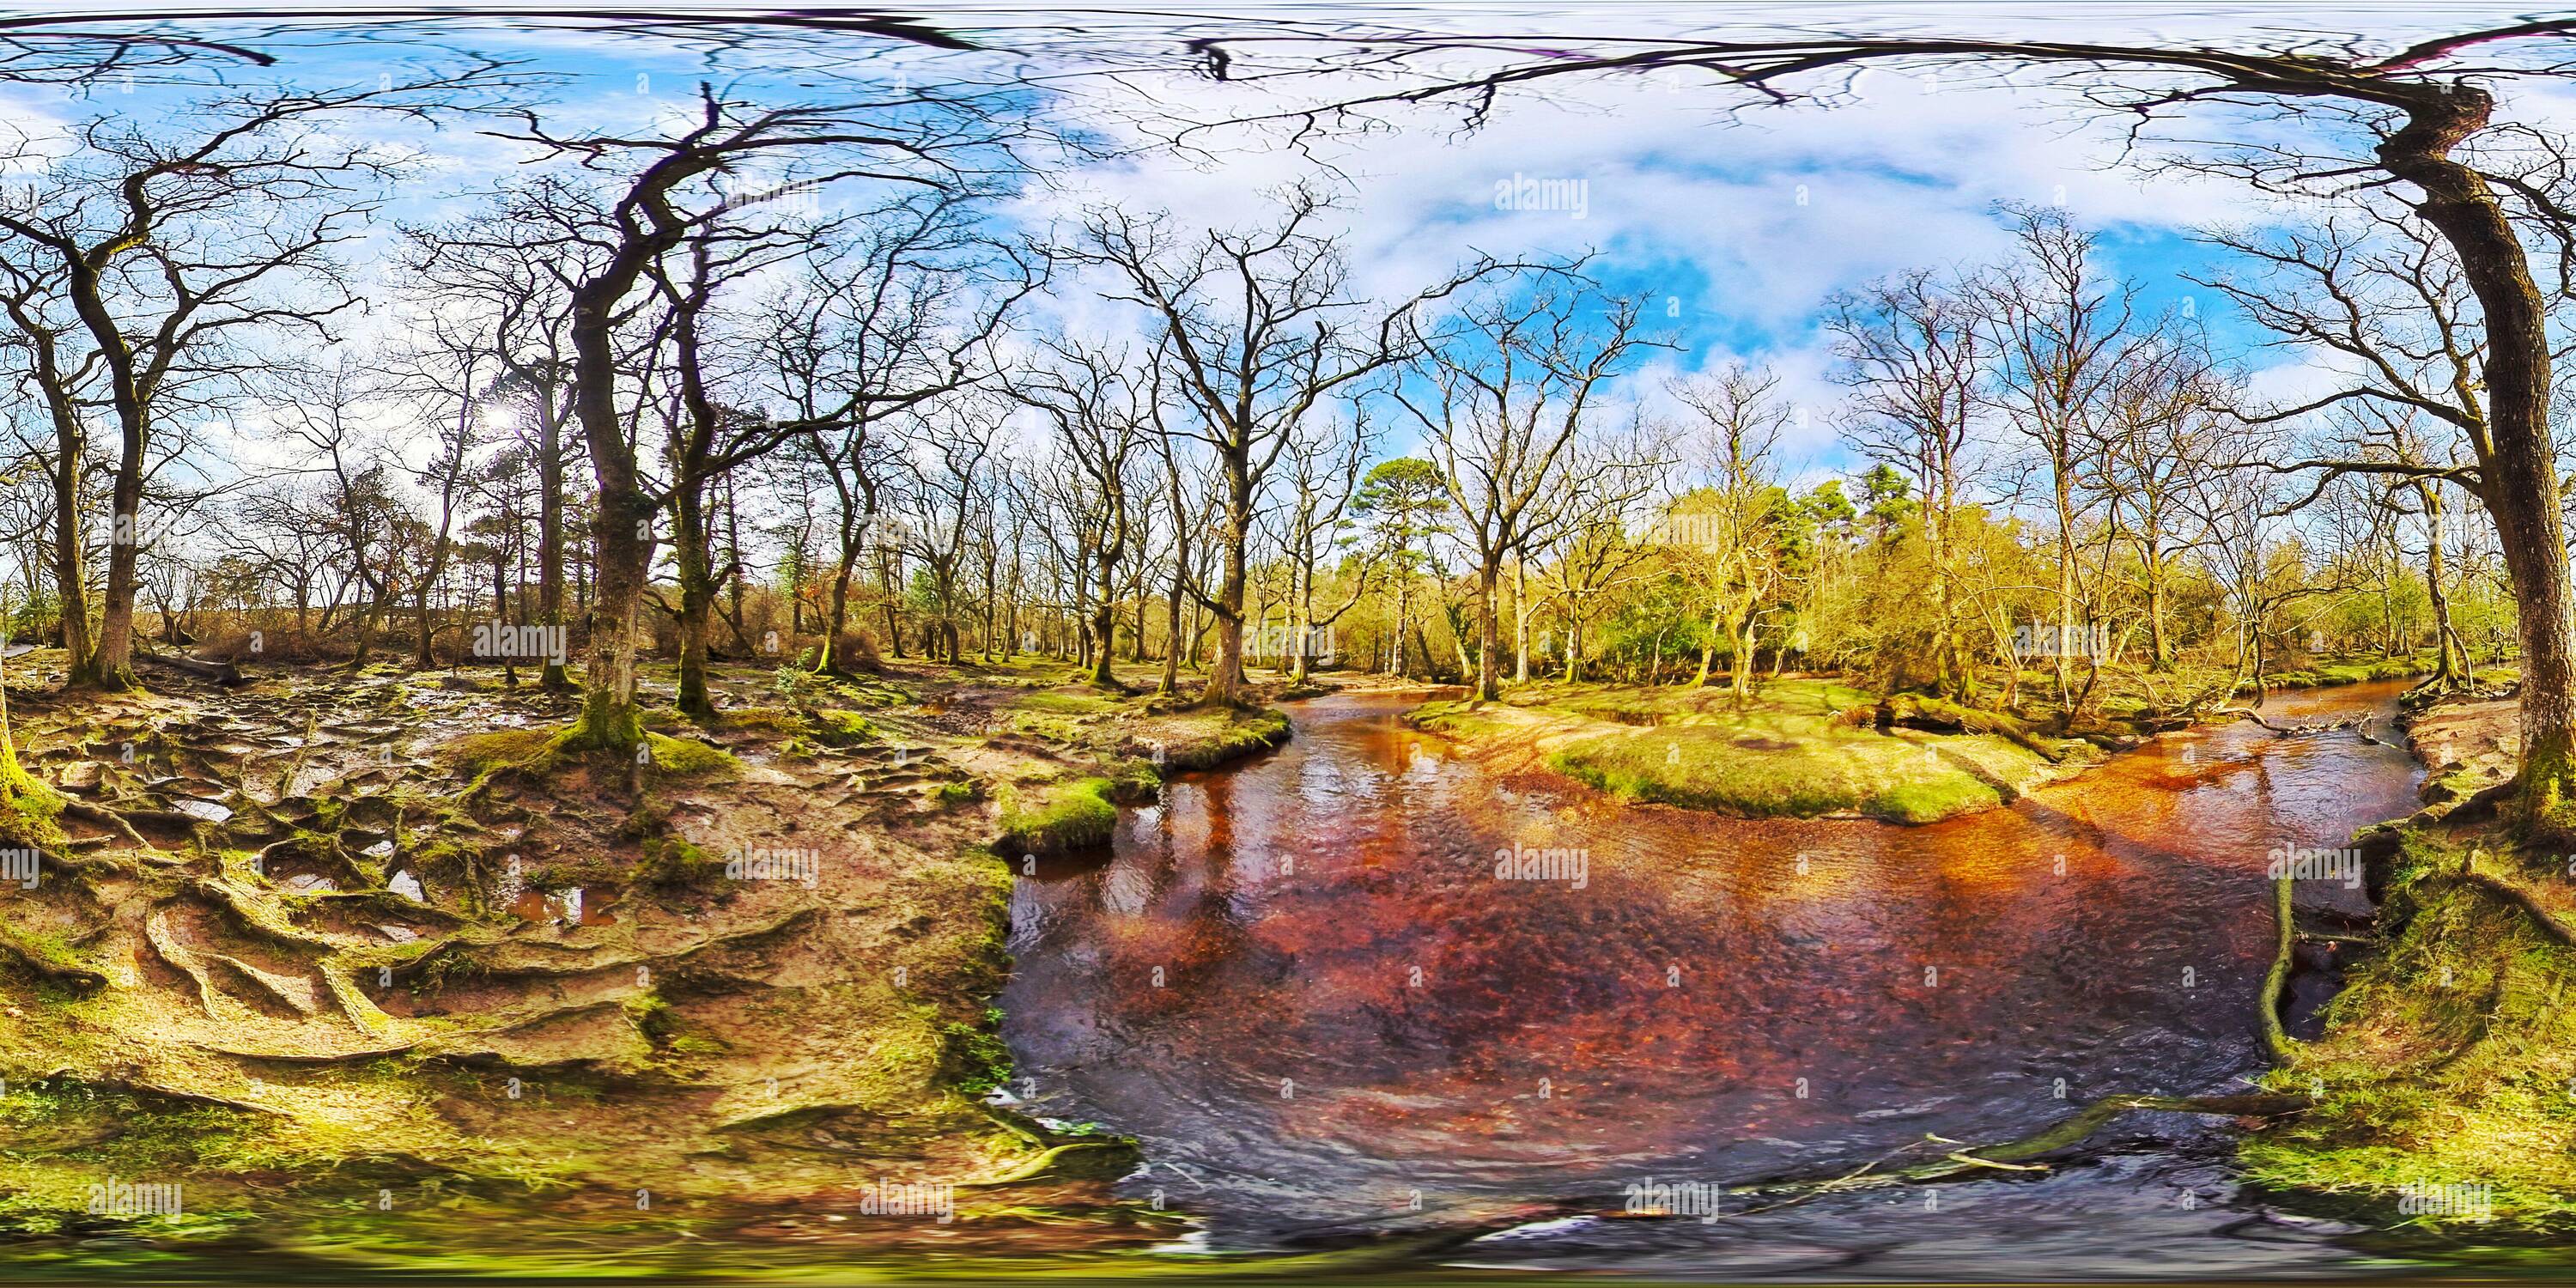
[2243,654,2439,694]
[995,777,1118,857]
[1866,775,2006,823]
[441,725,568,775]
[939,1009,1014,1096]
[635,835,724,890]
[810,708,875,746]
[641,733,739,779]
[2241,829,2576,1232]
[714,705,806,736]
[0,781,64,849]
[1156,708,1292,771]
[1440,680,2058,824]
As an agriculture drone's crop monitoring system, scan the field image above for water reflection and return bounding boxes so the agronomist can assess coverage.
[1002,681,2424,1267]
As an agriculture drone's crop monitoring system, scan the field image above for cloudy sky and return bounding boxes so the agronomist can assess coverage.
[12,3,2573,496]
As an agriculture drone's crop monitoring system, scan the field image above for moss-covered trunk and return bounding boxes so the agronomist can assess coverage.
[2378,89,2576,827]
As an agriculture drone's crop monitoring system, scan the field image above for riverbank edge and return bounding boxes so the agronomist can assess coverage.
[1402,666,2425,825]
[2233,686,2576,1236]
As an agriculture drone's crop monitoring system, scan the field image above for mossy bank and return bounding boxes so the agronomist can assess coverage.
[1410,677,2112,824]
[2237,684,2576,1243]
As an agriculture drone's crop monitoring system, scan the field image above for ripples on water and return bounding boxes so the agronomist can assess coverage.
[1001,681,2429,1274]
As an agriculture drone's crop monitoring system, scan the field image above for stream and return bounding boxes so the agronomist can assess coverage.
[1000,679,2434,1278]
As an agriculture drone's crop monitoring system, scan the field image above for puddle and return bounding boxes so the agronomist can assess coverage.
[168,797,234,823]
[508,886,617,926]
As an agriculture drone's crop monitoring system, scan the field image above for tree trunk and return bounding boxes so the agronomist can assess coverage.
[538,396,569,690]
[1474,561,1502,701]
[49,434,93,678]
[674,487,716,719]
[88,437,144,691]
[1158,556,1186,696]
[1513,555,1534,683]
[2379,88,2576,823]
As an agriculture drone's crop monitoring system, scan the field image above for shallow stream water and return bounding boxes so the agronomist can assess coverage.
[1001,681,2446,1277]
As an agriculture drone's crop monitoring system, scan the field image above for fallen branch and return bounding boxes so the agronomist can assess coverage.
[2222,708,2382,741]
[1562,1091,2310,1218]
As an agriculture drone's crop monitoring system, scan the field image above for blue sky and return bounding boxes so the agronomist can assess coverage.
[9,5,2563,506]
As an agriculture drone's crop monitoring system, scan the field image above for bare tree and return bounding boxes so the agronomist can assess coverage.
[1064,182,1504,706]
[1668,363,1794,701]
[1017,340,1154,687]
[490,81,1024,749]
[0,76,451,688]
[1832,269,1988,699]
[1193,15,2576,823]
[1397,272,1657,700]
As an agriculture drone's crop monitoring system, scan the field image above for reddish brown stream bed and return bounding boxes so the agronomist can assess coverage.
[1000,680,2432,1277]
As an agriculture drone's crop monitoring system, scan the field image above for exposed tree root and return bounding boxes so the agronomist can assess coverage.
[392,907,821,990]
[86,1077,286,1117]
[2261,874,2300,1063]
[209,953,321,1018]
[202,1039,422,1065]
[0,937,109,992]
[956,1139,1133,1188]
[143,904,222,1017]
[2454,871,2576,947]
[58,799,158,852]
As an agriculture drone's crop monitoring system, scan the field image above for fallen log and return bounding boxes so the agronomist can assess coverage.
[137,651,246,686]
[2224,708,2385,743]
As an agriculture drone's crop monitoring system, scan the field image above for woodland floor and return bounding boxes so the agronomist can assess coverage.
[0,647,1289,1276]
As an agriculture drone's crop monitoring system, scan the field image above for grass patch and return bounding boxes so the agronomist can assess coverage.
[1154,708,1292,771]
[1419,678,2060,824]
[994,777,1118,857]
[2250,653,2439,692]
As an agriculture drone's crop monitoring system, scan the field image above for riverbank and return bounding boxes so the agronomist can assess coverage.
[1409,677,2127,823]
[1400,659,2466,826]
[0,649,1283,1273]
[2238,682,2576,1235]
